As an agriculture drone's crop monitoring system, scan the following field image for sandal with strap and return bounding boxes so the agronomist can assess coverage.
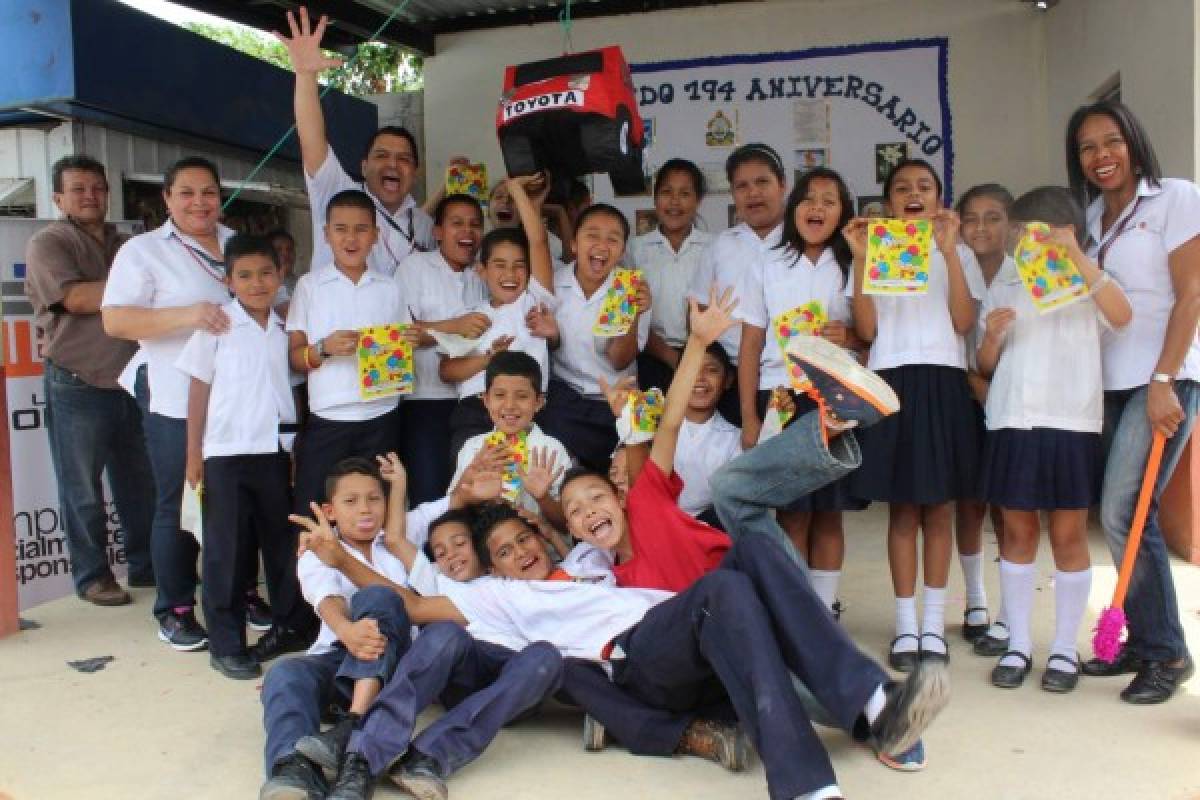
[888,634,920,674]
[962,606,990,643]
[991,651,1032,689]
[1041,654,1080,693]
[919,632,950,664]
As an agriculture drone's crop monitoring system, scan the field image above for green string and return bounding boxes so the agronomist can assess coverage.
[223,0,415,210]
[558,0,574,54]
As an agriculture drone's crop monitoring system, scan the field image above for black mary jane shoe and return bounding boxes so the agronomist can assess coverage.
[962,607,990,643]
[888,634,920,674]
[1081,647,1142,677]
[972,623,1009,657]
[991,651,1032,689]
[1040,654,1080,693]
[918,633,950,664]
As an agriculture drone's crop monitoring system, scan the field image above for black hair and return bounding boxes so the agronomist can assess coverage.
[224,233,280,271]
[364,125,420,167]
[470,502,531,569]
[433,193,483,226]
[575,203,630,241]
[322,456,383,504]
[51,155,106,193]
[725,143,785,182]
[566,178,593,208]
[654,158,706,199]
[1064,99,1162,206]
[777,167,855,279]
[882,157,943,202]
[954,183,1014,217]
[480,227,529,264]
[1010,186,1087,247]
[164,156,220,192]
[325,188,377,223]
[560,465,619,498]
[265,227,295,245]
[704,341,733,378]
[421,507,479,563]
[485,350,542,393]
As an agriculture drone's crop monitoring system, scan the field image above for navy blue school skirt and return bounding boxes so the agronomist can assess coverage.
[849,364,982,505]
[980,427,1102,511]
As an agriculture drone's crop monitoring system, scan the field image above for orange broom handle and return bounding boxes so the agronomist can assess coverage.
[1111,431,1167,609]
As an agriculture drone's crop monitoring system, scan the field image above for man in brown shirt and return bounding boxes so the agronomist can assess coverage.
[25,155,154,605]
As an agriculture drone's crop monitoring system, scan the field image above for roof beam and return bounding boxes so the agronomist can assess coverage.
[428,0,752,34]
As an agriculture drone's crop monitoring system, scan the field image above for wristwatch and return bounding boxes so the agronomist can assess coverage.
[1151,372,1174,384]
[314,338,327,360]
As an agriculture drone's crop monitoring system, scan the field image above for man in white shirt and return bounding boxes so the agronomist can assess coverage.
[278,9,434,277]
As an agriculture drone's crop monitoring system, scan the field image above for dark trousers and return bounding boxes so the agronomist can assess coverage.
[636,350,677,393]
[293,409,398,513]
[350,623,562,777]
[397,399,457,504]
[448,396,493,465]
[43,361,154,592]
[539,380,618,472]
[202,451,304,655]
[611,535,887,799]
[261,586,411,773]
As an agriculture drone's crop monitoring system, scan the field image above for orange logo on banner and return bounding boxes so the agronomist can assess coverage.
[4,319,44,378]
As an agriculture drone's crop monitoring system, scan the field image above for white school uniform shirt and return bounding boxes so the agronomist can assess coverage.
[175,301,296,458]
[628,227,712,348]
[1086,178,1200,390]
[407,554,527,650]
[449,424,573,513]
[298,530,412,656]
[558,542,618,585]
[452,279,556,398]
[979,259,1117,434]
[400,249,489,400]
[305,144,434,277]
[101,219,234,419]
[687,223,782,365]
[285,264,411,421]
[737,245,852,389]
[551,263,652,397]
[675,414,743,516]
[850,241,986,371]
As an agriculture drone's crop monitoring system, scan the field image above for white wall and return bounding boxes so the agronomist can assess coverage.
[424,0,1053,203]
[1045,0,1196,182]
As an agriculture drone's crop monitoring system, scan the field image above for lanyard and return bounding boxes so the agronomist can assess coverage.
[174,234,226,283]
[363,184,428,260]
[1095,196,1144,270]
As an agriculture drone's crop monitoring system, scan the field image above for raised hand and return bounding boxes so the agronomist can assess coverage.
[376,452,407,486]
[597,374,638,419]
[487,335,516,357]
[842,218,869,261]
[526,303,559,341]
[931,208,961,253]
[521,446,564,501]
[290,502,343,567]
[274,7,344,75]
[688,285,738,346]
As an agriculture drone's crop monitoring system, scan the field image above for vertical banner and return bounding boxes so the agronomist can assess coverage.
[596,38,952,233]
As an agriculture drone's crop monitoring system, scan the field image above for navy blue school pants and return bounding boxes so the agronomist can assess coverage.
[349,622,562,777]
[610,534,887,799]
[397,399,457,504]
[260,586,411,773]
[293,409,399,513]
[539,380,618,472]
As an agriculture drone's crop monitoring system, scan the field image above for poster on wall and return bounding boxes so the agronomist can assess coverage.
[1,218,133,610]
[595,38,952,236]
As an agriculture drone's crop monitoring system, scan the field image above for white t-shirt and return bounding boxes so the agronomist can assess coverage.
[628,227,712,348]
[450,279,556,398]
[101,220,234,419]
[688,223,782,366]
[737,245,852,389]
[674,414,743,516]
[851,241,986,371]
[407,553,526,650]
[551,264,652,397]
[285,264,411,421]
[176,301,296,458]
[449,424,573,514]
[1085,178,1200,390]
[400,249,489,400]
[980,259,1117,433]
[305,144,434,277]
[558,542,618,585]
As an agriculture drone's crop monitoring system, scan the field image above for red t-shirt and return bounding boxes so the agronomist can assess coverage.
[612,460,730,592]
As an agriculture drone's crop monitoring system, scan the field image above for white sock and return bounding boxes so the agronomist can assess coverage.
[959,552,989,623]
[863,685,887,725]
[1050,567,1092,670]
[920,586,947,653]
[795,786,843,800]
[998,559,1036,668]
[894,596,918,652]
[809,569,841,613]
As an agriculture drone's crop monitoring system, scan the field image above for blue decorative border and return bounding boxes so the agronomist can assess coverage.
[631,37,954,202]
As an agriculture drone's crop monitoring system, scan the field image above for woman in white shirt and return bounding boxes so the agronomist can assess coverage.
[101,156,233,651]
[1066,101,1200,703]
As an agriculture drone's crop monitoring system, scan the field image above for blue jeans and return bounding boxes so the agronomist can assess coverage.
[43,361,154,593]
[710,410,861,566]
[135,367,198,618]
[1101,381,1200,662]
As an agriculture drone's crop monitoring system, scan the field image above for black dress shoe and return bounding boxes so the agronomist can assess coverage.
[962,608,990,643]
[919,633,950,664]
[1120,655,1195,705]
[1040,654,1080,693]
[296,713,359,775]
[888,634,920,673]
[1081,647,1142,677]
[127,571,156,588]
[326,752,372,800]
[252,624,313,663]
[991,651,1032,689]
[973,622,1009,657]
[260,753,327,800]
[211,652,262,680]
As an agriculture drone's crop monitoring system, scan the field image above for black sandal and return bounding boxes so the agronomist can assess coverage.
[991,651,1032,689]
[1041,654,1080,693]
[919,633,950,664]
[888,634,920,673]
[973,622,1009,657]
[962,607,990,643]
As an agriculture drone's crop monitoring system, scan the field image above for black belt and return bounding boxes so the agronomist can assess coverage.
[279,423,300,434]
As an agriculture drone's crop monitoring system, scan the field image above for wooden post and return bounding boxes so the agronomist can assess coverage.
[0,356,19,638]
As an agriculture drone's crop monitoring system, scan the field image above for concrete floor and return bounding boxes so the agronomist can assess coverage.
[2,507,1199,800]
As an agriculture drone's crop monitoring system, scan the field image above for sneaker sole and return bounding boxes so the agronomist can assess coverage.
[876,662,951,757]
[259,784,319,800]
[786,337,900,416]
[582,717,606,752]
[248,620,274,632]
[393,774,448,800]
[294,736,340,775]
[720,730,750,772]
[877,749,927,772]
[158,628,208,652]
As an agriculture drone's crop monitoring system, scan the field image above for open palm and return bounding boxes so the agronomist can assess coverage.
[274,7,344,74]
